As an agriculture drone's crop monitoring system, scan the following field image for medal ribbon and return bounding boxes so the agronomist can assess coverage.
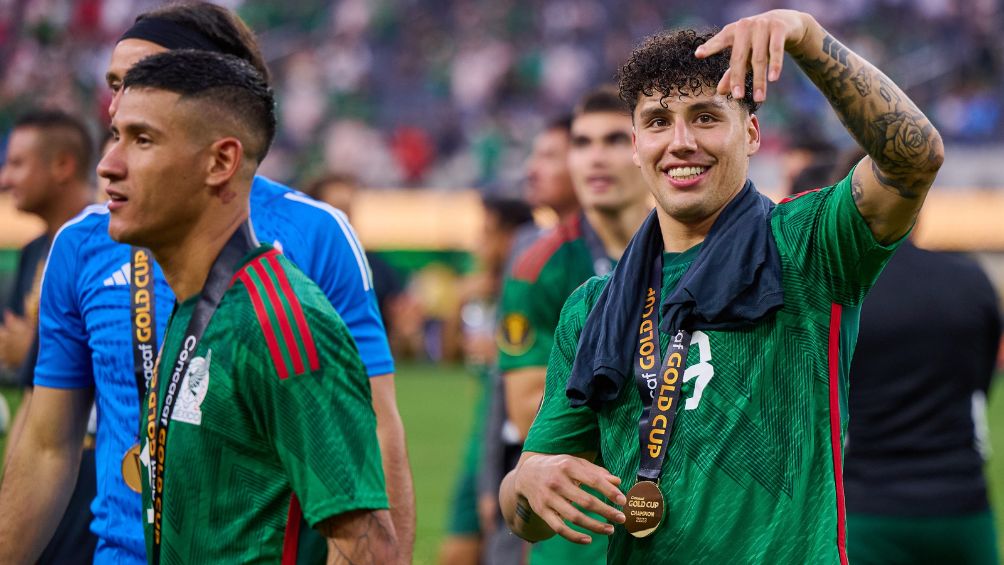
[146,221,258,565]
[131,247,158,407]
[633,253,692,483]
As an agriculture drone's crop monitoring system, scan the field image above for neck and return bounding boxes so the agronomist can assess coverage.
[152,211,248,303]
[42,182,92,237]
[552,201,581,222]
[658,180,749,253]
[584,200,652,260]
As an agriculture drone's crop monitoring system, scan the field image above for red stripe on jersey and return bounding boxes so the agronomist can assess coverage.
[779,187,822,204]
[281,495,302,565]
[250,260,306,375]
[827,303,849,565]
[512,215,582,282]
[238,270,289,380]
[266,253,321,372]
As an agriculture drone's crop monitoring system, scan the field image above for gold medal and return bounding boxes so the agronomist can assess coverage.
[122,443,143,493]
[624,480,664,538]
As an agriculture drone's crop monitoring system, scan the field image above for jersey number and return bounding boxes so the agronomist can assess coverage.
[683,331,714,410]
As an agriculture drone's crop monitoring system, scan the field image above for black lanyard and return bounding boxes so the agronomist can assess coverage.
[146,221,258,564]
[633,253,692,483]
[580,213,614,277]
[130,247,158,408]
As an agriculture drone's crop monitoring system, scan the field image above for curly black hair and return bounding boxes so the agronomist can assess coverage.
[617,29,759,116]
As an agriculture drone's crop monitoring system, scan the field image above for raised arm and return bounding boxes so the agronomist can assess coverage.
[698,9,944,243]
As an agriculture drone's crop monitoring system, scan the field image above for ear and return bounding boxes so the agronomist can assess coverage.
[49,151,78,184]
[205,137,243,202]
[632,127,641,168]
[746,114,761,157]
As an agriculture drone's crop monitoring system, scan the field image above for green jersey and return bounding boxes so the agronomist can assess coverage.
[524,174,901,564]
[140,246,387,563]
[497,214,607,371]
[498,214,610,564]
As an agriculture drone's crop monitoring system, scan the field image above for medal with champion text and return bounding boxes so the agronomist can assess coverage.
[625,253,691,538]
[145,221,257,565]
[123,246,158,494]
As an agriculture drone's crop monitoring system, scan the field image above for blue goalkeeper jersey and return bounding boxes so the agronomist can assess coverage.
[34,175,394,564]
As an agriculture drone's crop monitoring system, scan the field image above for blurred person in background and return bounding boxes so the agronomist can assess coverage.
[0,3,414,563]
[478,114,581,565]
[0,109,97,563]
[836,145,1003,565]
[496,85,652,564]
[305,172,425,361]
[780,120,836,195]
[439,196,535,565]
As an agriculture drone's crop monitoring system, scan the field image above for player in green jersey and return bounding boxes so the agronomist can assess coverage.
[500,9,944,564]
[497,85,652,564]
[98,50,396,563]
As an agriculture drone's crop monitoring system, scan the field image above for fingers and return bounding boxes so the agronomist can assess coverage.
[554,472,623,522]
[768,19,787,82]
[749,19,770,102]
[694,25,731,59]
[727,20,751,100]
[571,466,626,509]
[548,496,615,537]
[536,506,593,544]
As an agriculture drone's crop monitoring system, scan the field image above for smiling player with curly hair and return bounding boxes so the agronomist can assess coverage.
[500,9,944,563]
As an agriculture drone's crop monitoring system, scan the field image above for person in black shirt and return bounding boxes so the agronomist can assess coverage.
[845,238,1002,565]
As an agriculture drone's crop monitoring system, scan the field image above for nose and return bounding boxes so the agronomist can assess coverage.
[668,120,697,155]
[97,139,125,184]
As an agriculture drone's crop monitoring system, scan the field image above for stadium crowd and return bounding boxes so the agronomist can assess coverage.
[1,0,1002,192]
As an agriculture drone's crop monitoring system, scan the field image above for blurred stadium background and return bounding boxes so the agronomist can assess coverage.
[0,0,1002,563]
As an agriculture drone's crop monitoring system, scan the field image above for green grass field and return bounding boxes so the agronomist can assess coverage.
[2,365,1003,563]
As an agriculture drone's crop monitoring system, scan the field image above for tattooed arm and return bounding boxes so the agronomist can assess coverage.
[698,10,944,243]
[318,509,398,565]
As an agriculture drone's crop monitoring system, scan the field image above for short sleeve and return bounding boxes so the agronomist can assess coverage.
[240,293,389,527]
[523,281,601,455]
[497,274,558,372]
[773,168,905,306]
[268,192,395,378]
[33,228,94,389]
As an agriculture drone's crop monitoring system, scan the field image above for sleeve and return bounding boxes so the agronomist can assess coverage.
[496,272,558,372]
[280,196,395,378]
[522,281,601,455]
[33,229,94,389]
[774,168,906,306]
[241,298,389,527]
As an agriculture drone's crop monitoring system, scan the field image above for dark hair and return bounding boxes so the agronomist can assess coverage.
[545,114,573,135]
[123,50,276,163]
[618,29,759,116]
[136,1,270,83]
[13,110,94,181]
[482,196,534,231]
[304,172,359,200]
[574,84,629,117]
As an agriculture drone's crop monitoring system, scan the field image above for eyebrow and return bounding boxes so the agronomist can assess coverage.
[112,120,165,139]
[638,98,730,121]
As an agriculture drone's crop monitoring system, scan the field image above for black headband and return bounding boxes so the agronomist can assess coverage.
[118,16,225,53]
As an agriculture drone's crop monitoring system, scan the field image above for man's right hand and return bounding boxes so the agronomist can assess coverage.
[502,451,627,544]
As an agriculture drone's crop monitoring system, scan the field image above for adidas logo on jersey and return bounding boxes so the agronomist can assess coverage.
[103,262,131,287]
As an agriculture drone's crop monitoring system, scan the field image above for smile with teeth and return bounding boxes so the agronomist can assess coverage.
[666,166,707,180]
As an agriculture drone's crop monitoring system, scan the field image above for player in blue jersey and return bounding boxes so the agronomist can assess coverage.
[0,3,414,563]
